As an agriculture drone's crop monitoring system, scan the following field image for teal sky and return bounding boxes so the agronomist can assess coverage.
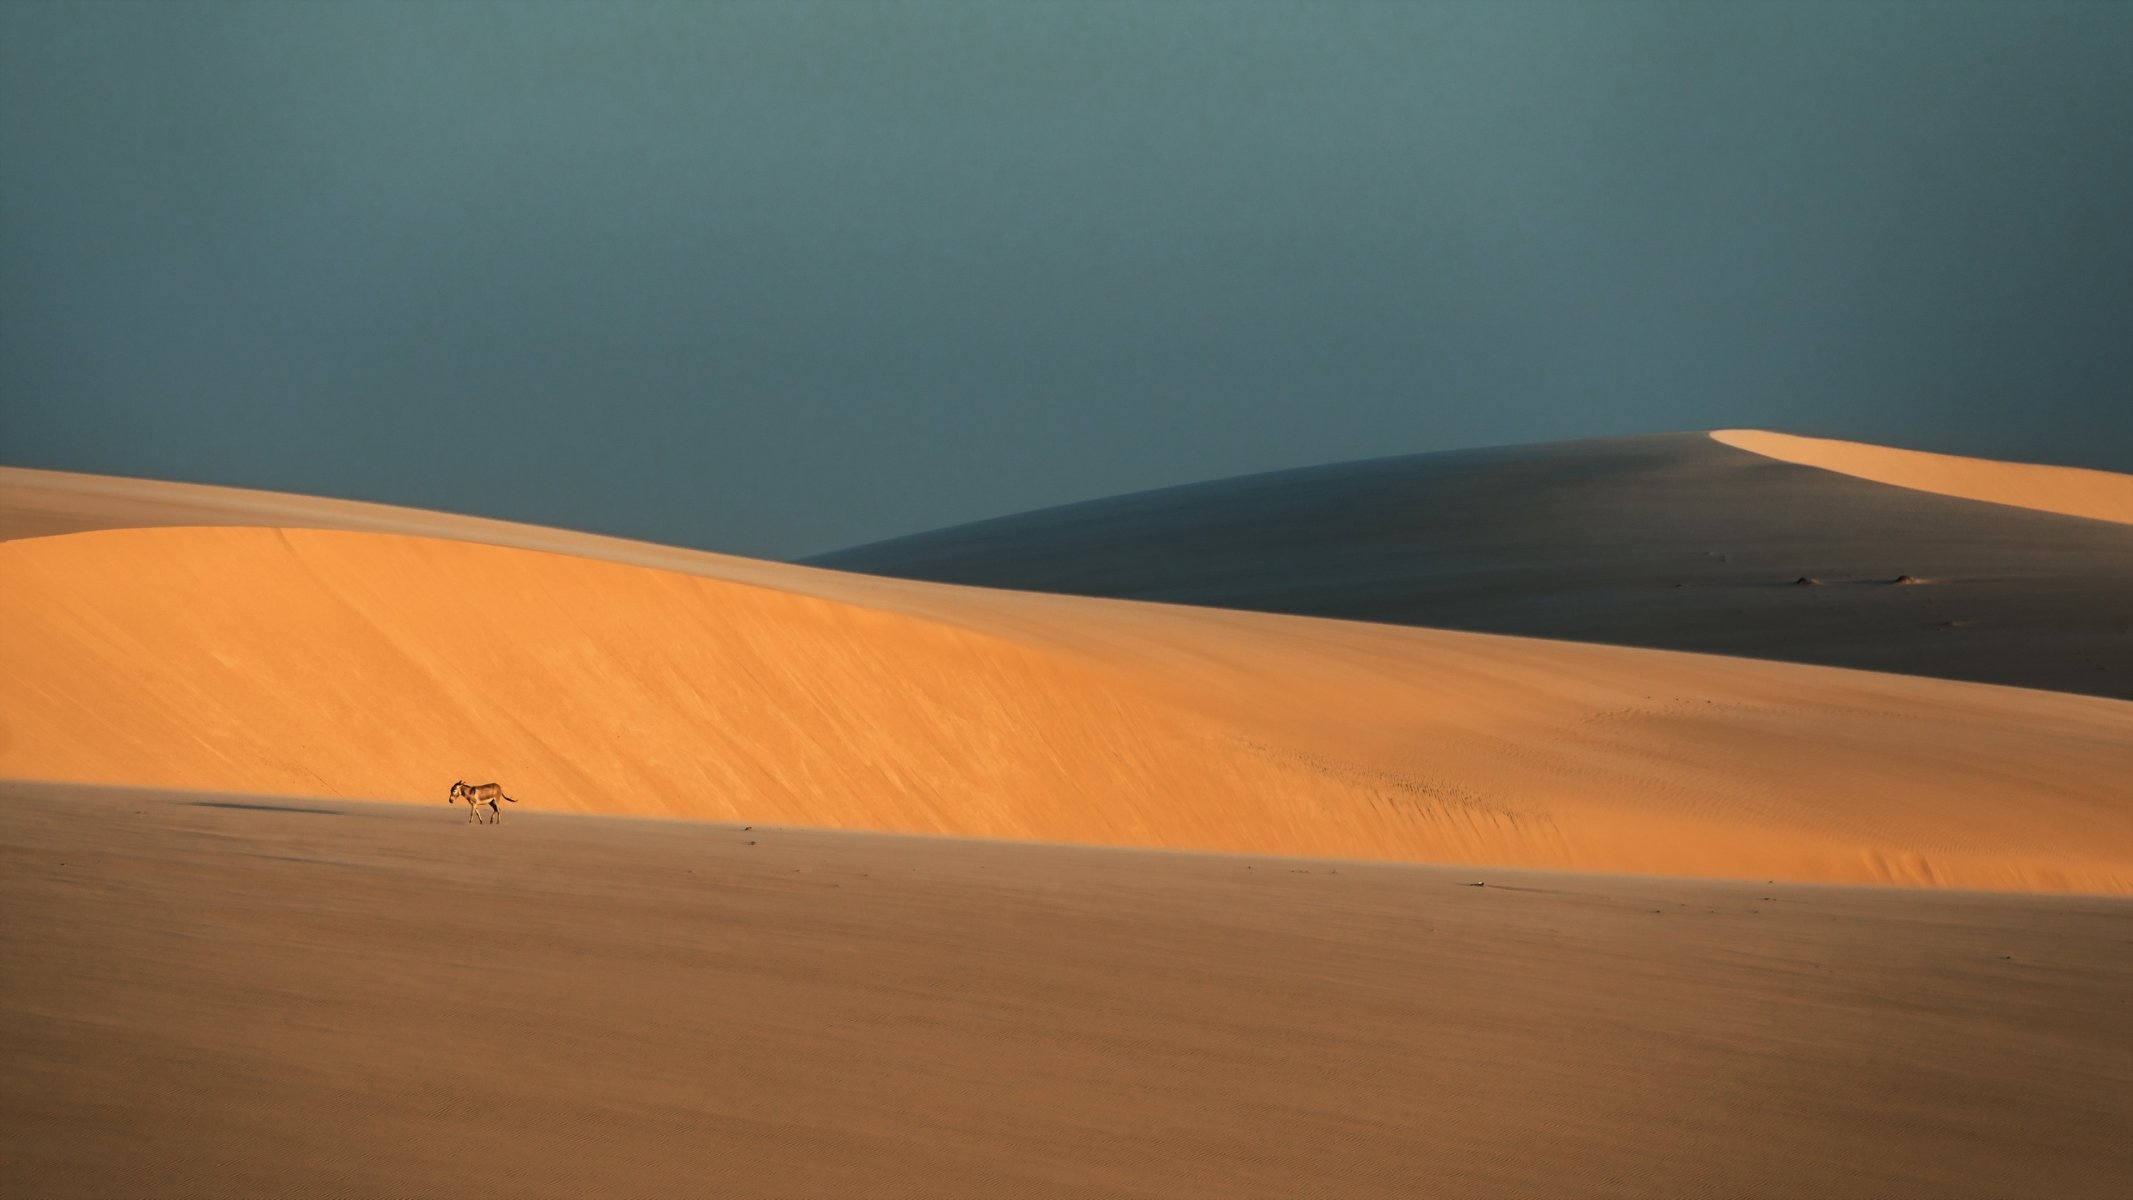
[4,1,2128,558]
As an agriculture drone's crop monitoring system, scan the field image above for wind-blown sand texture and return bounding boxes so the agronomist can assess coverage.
[5,445,2133,1198]
[1713,429,2133,525]
[810,432,2133,698]
[2,464,2130,892]
[5,783,2129,1199]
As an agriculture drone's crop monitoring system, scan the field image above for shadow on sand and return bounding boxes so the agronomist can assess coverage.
[186,801,342,816]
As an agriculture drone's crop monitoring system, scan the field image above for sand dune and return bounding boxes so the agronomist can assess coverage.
[810,432,2133,698]
[3,473,2129,891]
[1714,429,2133,525]
[6,457,2131,1196]
[5,783,2129,1198]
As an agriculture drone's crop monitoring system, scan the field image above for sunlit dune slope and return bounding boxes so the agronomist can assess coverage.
[1714,429,2133,525]
[809,432,2133,698]
[4,514,2129,892]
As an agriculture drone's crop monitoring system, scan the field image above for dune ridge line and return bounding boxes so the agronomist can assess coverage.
[1711,429,2133,525]
[4,499,2129,892]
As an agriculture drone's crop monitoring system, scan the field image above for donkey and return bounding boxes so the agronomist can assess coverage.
[448,780,517,825]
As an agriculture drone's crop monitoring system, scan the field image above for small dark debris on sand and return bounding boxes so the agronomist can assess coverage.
[1792,576,1821,586]
[1464,881,1486,888]
[1889,574,1928,585]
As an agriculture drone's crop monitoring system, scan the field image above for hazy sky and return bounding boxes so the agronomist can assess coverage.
[5,1,2128,558]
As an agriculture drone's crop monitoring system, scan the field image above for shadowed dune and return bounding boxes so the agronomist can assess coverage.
[3,471,2129,892]
[809,432,2133,698]
[5,782,2128,1199]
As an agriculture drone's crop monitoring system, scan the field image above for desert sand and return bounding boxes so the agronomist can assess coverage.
[2,477,2129,891]
[5,782,2129,1199]
[811,431,2133,698]
[4,436,2132,1196]
[1713,429,2133,525]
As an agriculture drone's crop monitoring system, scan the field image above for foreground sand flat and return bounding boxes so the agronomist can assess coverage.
[3,783,2128,1198]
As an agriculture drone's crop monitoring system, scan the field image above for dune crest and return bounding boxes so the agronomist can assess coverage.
[807,434,2133,699]
[5,519,2130,893]
[1712,429,2133,525]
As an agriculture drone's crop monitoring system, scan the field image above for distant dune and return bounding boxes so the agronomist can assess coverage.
[3,465,2129,892]
[810,432,2133,698]
[1713,429,2133,525]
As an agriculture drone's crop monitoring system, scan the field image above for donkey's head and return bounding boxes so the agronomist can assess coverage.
[448,780,466,804]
